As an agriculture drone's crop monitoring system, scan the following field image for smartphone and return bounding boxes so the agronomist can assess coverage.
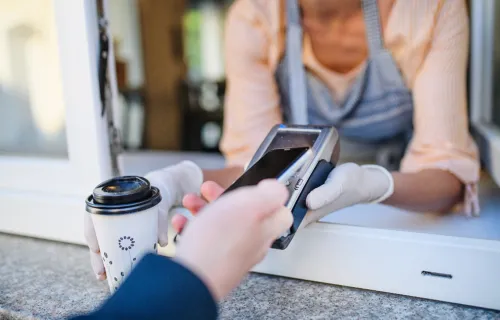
[172,147,310,244]
[223,147,310,194]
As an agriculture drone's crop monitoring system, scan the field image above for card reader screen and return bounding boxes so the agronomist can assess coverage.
[225,147,308,193]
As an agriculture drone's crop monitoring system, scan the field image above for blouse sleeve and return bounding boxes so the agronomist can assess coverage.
[400,0,481,215]
[219,0,282,167]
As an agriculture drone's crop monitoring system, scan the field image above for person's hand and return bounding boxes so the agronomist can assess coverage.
[302,163,394,227]
[174,180,292,300]
[84,161,204,280]
[172,181,225,233]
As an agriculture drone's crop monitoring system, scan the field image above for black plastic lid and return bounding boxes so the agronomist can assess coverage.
[86,176,162,215]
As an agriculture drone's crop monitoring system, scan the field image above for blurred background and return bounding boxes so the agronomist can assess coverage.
[0,0,233,159]
[108,0,232,152]
[106,0,233,154]
[0,0,498,160]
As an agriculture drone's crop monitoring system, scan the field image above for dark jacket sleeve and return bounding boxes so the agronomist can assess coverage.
[70,253,218,320]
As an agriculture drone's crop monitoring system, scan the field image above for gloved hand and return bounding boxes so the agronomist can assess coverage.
[302,163,394,227]
[84,161,203,280]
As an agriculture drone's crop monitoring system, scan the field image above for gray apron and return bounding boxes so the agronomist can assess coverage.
[275,0,414,169]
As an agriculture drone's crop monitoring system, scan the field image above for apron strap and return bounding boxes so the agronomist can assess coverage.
[286,0,308,125]
[361,0,384,55]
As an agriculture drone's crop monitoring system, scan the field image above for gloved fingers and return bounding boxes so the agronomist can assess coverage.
[157,161,203,206]
[158,204,170,247]
[360,165,395,203]
[306,182,343,211]
[84,212,100,253]
[146,172,174,246]
[300,202,344,229]
[144,162,204,247]
[145,171,175,207]
[90,250,106,280]
[175,161,205,196]
[305,163,360,210]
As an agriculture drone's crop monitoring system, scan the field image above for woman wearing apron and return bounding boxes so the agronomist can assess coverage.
[174,0,480,228]
[213,0,480,219]
[84,0,480,280]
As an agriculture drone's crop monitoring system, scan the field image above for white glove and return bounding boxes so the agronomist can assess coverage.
[84,161,203,280]
[302,163,394,227]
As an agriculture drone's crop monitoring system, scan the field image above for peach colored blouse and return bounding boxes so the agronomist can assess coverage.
[219,0,480,215]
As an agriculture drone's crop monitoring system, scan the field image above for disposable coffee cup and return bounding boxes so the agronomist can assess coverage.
[85,176,161,292]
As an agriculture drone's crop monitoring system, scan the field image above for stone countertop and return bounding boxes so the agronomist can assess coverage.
[1,234,499,320]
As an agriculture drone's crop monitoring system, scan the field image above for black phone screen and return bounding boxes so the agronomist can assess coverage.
[224,147,308,193]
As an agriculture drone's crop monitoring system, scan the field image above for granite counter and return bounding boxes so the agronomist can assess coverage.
[1,234,499,320]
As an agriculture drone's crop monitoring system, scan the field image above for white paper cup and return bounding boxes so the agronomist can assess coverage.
[86,176,161,293]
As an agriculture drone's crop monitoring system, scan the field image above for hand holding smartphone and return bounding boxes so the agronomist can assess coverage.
[176,124,340,250]
[173,147,312,244]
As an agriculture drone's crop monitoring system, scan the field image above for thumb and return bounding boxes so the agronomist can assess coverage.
[262,206,293,240]
[253,180,289,219]
[306,181,343,211]
[305,163,358,210]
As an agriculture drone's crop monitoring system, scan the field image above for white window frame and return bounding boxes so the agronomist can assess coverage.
[82,0,500,310]
[0,0,113,244]
[470,0,500,186]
